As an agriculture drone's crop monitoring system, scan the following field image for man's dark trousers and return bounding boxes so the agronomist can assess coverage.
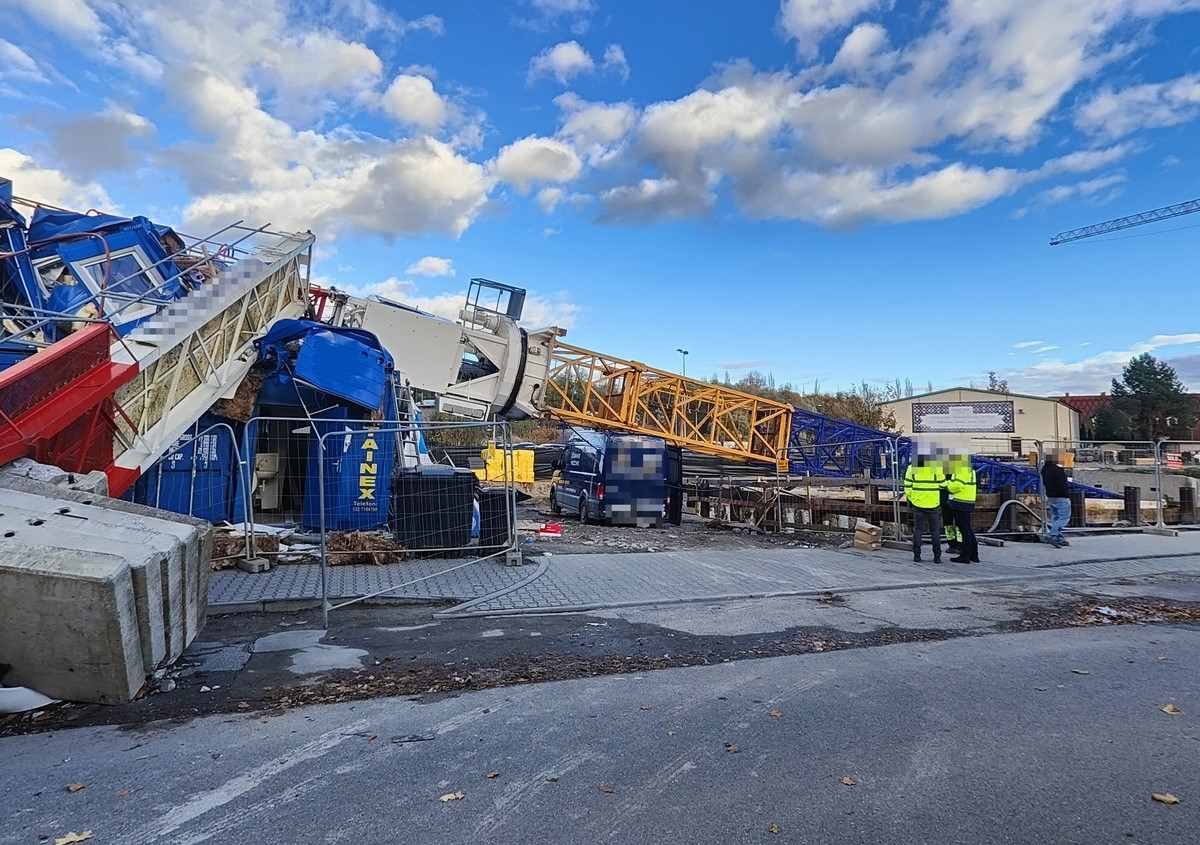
[912,506,942,562]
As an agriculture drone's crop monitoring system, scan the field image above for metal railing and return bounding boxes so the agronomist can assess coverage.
[233,416,519,626]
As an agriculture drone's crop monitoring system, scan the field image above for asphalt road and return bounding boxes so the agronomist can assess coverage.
[3,624,1197,844]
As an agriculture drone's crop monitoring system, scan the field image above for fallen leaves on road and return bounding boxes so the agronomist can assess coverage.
[769,708,782,718]
[439,791,465,803]
[54,834,92,845]
[768,822,782,834]
[1160,704,1183,716]
[598,783,616,794]
[65,783,86,793]
[116,788,129,798]
[486,771,499,779]
[545,776,559,783]
[840,776,858,786]
[1071,669,1090,675]
[1152,793,1180,805]
[639,705,653,711]
[724,742,739,753]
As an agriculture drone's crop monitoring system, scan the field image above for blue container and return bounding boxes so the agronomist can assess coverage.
[131,416,237,522]
[302,411,396,531]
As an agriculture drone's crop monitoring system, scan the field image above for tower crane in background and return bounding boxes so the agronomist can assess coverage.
[1049,197,1200,245]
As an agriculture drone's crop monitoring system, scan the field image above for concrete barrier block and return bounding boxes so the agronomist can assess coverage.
[0,541,143,703]
[0,507,168,674]
[0,457,69,485]
[0,479,213,646]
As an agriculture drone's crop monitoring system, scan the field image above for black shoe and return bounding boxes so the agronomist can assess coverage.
[951,556,970,564]
[933,557,942,564]
[971,557,981,564]
[913,555,922,562]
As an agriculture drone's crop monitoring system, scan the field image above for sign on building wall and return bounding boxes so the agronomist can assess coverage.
[913,401,1015,433]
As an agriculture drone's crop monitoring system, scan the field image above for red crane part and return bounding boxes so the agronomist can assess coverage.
[0,324,139,484]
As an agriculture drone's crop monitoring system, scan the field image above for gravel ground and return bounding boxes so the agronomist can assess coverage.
[517,501,851,556]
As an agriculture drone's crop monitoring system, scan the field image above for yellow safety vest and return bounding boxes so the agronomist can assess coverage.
[904,463,945,509]
[946,465,977,504]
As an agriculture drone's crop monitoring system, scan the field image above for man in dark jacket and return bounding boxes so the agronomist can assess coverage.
[1041,452,1071,547]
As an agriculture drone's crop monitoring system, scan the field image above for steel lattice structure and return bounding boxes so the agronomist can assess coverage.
[1049,197,1200,245]
[540,340,792,468]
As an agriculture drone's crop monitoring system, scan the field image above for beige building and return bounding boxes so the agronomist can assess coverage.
[883,388,1080,456]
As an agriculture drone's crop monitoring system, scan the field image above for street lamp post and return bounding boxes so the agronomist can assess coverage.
[676,348,688,377]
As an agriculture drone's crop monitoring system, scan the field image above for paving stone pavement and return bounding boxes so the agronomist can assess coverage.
[208,556,531,608]
[210,531,1200,615]
[445,532,1200,615]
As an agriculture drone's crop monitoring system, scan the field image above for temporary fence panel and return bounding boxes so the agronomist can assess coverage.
[128,419,245,525]
[236,417,518,623]
[319,420,518,623]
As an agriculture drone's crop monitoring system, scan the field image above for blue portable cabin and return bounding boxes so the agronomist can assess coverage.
[251,319,399,531]
[129,413,241,522]
[0,179,43,323]
[25,208,190,338]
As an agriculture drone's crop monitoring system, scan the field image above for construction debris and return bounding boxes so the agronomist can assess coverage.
[854,520,883,551]
[211,530,280,569]
[325,531,406,566]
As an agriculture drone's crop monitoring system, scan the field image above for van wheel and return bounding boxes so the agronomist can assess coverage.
[550,487,562,515]
[578,496,591,525]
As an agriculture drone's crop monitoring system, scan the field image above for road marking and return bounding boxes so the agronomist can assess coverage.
[127,718,369,844]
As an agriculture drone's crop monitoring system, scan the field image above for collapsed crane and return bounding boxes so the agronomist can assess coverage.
[347,278,793,469]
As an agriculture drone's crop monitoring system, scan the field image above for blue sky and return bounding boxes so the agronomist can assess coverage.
[3,0,1199,394]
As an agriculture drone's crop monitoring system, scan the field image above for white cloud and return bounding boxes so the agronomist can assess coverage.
[595,0,1194,227]
[12,2,497,243]
[1034,143,1134,178]
[404,256,454,277]
[1077,73,1200,138]
[1032,345,1060,354]
[329,1,443,35]
[1005,334,1200,393]
[523,0,595,32]
[1014,340,1048,349]
[1036,173,1126,206]
[380,74,447,129]
[10,0,104,45]
[554,92,637,164]
[355,277,580,328]
[0,148,115,210]
[493,135,582,193]
[534,186,590,213]
[530,0,593,14]
[9,0,160,80]
[528,40,595,85]
[263,31,382,122]
[537,187,565,212]
[602,44,630,81]
[599,177,714,222]
[49,106,155,178]
[0,39,48,85]
[779,0,886,60]
[830,22,891,73]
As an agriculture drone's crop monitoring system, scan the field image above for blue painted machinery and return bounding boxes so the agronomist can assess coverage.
[786,408,1120,499]
[787,408,910,480]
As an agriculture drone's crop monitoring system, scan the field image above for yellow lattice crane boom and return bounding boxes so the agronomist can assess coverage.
[538,338,791,469]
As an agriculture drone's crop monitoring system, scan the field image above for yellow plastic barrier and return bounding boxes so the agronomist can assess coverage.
[473,442,535,483]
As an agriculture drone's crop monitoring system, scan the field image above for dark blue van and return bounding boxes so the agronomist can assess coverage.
[550,432,668,527]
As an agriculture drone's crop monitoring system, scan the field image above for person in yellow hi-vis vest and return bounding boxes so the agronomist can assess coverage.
[904,454,946,563]
[945,451,979,564]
